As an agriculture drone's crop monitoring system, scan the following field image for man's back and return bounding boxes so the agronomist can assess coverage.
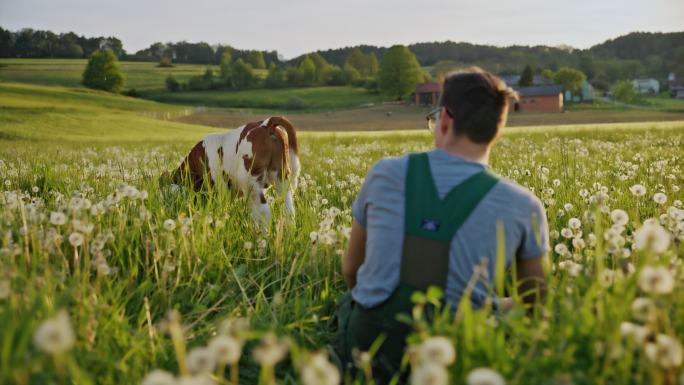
[351,148,550,308]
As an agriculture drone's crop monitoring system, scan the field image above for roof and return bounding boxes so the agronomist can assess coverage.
[500,74,554,87]
[513,85,564,97]
[415,82,441,93]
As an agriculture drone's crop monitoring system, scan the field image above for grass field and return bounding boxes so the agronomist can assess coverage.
[0,59,219,91]
[1,79,684,385]
[140,86,388,111]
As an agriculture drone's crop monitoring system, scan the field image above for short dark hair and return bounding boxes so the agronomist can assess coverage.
[439,67,517,143]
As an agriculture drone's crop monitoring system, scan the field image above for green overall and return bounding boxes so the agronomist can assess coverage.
[336,152,499,383]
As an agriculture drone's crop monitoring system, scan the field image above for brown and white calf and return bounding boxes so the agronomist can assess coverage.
[170,116,300,224]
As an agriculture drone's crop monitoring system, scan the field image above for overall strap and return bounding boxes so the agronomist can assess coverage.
[400,152,499,291]
[404,152,499,241]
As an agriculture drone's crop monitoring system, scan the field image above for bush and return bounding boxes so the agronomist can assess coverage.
[165,74,181,92]
[611,80,641,104]
[285,96,308,110]
[265,67,287,89]
[157,56,173,68]
[82,49,124,93]
[123,88,140,97]
[363,78,379,93]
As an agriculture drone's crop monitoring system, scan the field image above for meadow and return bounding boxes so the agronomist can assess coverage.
[1,75,684,385]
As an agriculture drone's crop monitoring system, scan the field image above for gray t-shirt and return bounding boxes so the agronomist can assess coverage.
[351,149,550,308]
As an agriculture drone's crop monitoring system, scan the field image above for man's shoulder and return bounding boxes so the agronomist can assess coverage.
[491,176,544,210]
[368,154,410,180]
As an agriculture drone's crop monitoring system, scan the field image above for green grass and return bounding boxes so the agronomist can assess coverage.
[0,82,213,142]
[1,80,684,385]
[0,59,384,111]
[0,58,215,91]
[643,95,684,112]
[141,86,388,111]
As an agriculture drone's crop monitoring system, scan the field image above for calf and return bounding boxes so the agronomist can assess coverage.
[170,116,300,224]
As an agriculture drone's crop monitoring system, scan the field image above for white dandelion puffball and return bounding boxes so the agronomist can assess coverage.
[68,232,85,247]
[653,192,667,205]
[186,347,216,374]
[630,184,647,197]
[634,222,671,255]
[163,219,176,232]
[209,335,243,365]
[411,363,449,385]
[301,352,341,385]
[631,297,655,322]
[644,334,683,368]
[610,209,629,226]
[142,369,177,385]
[50,211,67,226]
[33,310,75,354]
[253,333,289,367]
[417,336,456,366]
[639,266,674,295]
[568,217,582,230]
[466,367,506,385]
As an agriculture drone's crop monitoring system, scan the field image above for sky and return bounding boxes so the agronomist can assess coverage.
[1,0,683,59]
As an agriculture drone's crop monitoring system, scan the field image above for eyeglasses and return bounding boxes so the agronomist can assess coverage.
[425,107,441,133]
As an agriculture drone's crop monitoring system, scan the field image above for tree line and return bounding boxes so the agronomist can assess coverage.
[165,47,383,93]
[0,27,124,59]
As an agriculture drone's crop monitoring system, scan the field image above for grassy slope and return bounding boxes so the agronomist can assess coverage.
[0,59,385,110]
[0,82,215,142]
[0,58,217,90]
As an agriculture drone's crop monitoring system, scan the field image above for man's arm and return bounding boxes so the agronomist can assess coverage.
[515,255,547,307]
[343,219,367,288]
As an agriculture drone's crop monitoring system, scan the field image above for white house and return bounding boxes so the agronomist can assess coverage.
[632,78,660,94]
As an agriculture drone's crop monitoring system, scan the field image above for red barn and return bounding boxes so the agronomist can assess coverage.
[510,85,564,113]
[414,82,441,106]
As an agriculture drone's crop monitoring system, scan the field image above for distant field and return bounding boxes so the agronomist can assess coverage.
[0,58,217,90]
[0,82,213,142]
[177,104,684,132]
[142,86,388,110]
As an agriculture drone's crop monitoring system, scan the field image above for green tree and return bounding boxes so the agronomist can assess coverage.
[611,80,640,104]
[298,56,317,85]
[82,49,124,93]
[367,52,379,76]
[231,59,257,89]
[309,53,332,84]
[343,64,361,84]
[345,48,366,74]
[265,66,287,88]
[378,45,422,100]
[221,51,232,66]
[165,73,180,92]
[247,51,266,69]
[286,66,303,86]
[554,67,587,92]
[519,64,534,87]
[541,69,555,80]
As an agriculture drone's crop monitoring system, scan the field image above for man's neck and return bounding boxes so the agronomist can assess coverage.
[440,137,491,165]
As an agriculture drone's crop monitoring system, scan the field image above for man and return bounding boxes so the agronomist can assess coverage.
[336,67,549,383]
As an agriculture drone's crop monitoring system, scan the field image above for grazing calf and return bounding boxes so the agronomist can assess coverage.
[170,116,300,224]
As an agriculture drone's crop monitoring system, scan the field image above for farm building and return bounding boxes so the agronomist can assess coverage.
[509,85,564,113]
[668,75,684,99]
[632,78,660,94]
[564,80,595,103]
[414,82,441,106]
[499,74,554,87]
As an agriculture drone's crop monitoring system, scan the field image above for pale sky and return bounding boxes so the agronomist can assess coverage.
[1,0,682,59]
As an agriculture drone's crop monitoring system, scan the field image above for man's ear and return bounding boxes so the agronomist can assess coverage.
[439,108,451,136]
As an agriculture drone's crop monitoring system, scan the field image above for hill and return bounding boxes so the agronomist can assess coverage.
[0,82,214,142]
